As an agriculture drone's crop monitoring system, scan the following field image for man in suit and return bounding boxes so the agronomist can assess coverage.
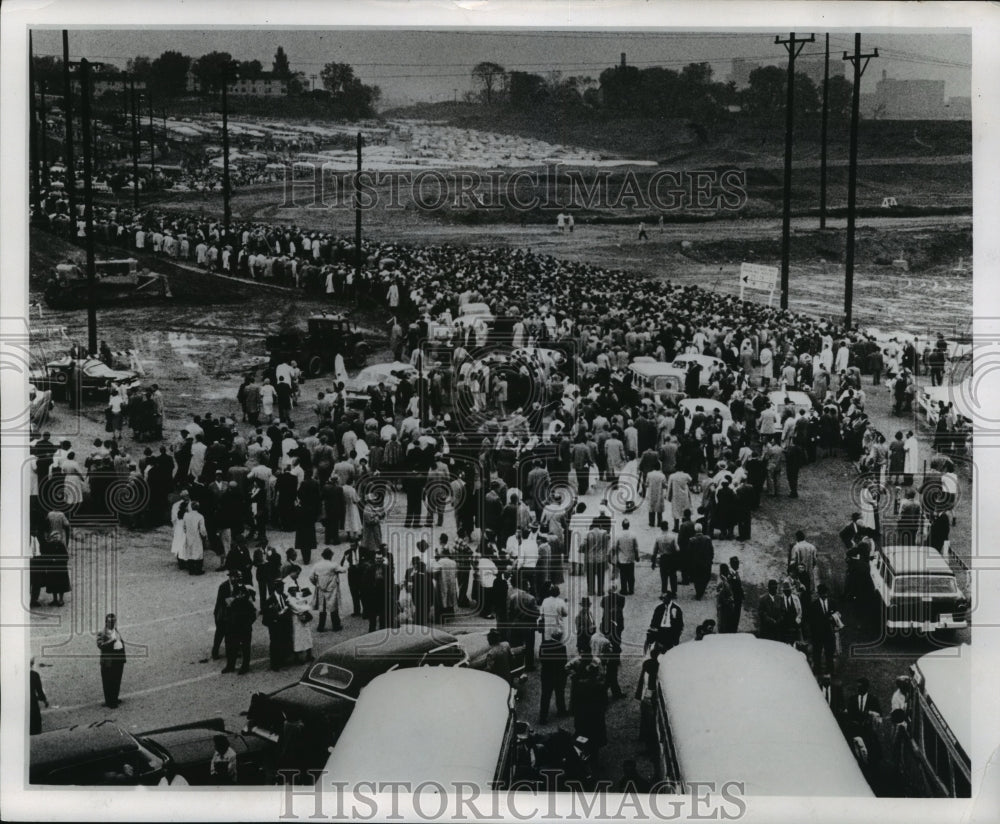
[96,613,127,708]
[778,580,803,645]
[807,583,840,675]
[688,524,715,600]
[583,523,611,597]
[647,591,684,652]
[611,520,640,595]
[839,511,865,548]
[729,556,745,631]
[601,584,626,645]
[846,677,883,767]
[676,510,697,585]
[651,522,679,596]
[212,569,243,661]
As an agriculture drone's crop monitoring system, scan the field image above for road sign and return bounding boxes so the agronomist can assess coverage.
[739,262,778,304]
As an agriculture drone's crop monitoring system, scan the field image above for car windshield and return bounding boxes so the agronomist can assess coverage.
[307,662,353,691]
[895,575,959,595]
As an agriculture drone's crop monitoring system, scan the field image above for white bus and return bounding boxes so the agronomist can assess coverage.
[656,635,873,796]
[904,644,971,797]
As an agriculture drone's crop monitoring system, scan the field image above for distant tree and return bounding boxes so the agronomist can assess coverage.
[192,51,237,94]
[31,56,63,87]
[126,56,153,82]
[599,64,642,113]
[272,46,291,79]
[150,50,192,98]
[680,61,714,87]
[508,71,547,109]
[472,62,507,105]
[320,62,356,94]
[742,65,787,118]
[794,72,820,117]
[238,59,264,80]
[826,75,853,120]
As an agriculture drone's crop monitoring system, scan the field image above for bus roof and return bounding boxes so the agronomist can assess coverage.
[658,635,873,797]
[322,668,512,788]
[913,643,970,759]
[629,362,685,378]
[881,545,955,575]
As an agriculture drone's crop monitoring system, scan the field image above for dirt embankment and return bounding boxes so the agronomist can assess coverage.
[677,224,971,272]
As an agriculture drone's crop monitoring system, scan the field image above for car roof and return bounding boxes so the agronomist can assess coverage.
[881,545,955,575]
[322,669,512,787]
[303,627,461,695]
[629,362,686,378]
[679,398,733,419]
[31,722,139,772]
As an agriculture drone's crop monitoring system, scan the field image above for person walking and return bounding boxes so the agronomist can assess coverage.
[96,613,127,708]
[688,524,715,599]
[537,633,569,724]
[30,657,49,735]
[666,468,693,531]
[807,583,840,675]
[575,596,596,657]
[611,520,640,595]
[729,556,744,630]
[651,522,679,596]
[211,570,243,661]
[583,522,610,597]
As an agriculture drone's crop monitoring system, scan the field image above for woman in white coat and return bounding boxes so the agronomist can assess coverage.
[170,492,190,568]
[341,482,362,539]
[666,469,693,531]
[181,500,208,575]
[903,430,920,480]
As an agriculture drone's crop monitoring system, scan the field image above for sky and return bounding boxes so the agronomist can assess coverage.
[29,28,971,108]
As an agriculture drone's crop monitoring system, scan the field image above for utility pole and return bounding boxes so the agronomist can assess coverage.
[40,79,49,191]
[843,33,878,329]
[354,131,363,290]
[820,33,830,230]
[62,30,76,232]
[130,74,140,210]
[775,32,814,310]
[221,71,231,243]
[148,87,155,178]
[79,58,98,355]
[29,32,41,218]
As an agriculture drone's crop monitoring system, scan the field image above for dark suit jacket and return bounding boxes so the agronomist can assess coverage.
[649,601,684,644]
[839,521,864,548]
[96,627,126,666]
[807,596,839,641]
[757,593,782,639]
[846,690,882,727]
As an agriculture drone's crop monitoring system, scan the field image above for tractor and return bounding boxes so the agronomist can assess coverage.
[265,312,370,379]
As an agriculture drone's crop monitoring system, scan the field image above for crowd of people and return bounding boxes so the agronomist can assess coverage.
[28,213,966,792]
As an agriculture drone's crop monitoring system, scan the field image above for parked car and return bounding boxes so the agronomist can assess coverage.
[30,718,274,785]
[244,626,522,781]
[768,390,815,416]
[870,544,969,635]
[29,356,141,401]
[341,360,418,409]
[671,354,728,386]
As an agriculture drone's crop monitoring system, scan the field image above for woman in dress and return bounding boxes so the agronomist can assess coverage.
[42,533,71,606]
[259,378,277,421]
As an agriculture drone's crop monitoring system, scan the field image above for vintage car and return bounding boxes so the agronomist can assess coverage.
[768,390,815,416]
[670,354,728,386]
[29,356,141,401]
[870,544,969,635]
[30,718,274,786]
[243,626,522,781]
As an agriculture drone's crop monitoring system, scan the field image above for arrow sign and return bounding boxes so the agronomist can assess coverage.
[739,262,779,304]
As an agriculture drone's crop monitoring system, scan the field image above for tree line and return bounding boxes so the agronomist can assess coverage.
[31,47,381,120]
[471,60,854,124]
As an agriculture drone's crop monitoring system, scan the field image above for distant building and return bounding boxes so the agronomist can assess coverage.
[729,58,761,89]
[70,78,146,98]
[861,70,947,119]
[185,70,288,97]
